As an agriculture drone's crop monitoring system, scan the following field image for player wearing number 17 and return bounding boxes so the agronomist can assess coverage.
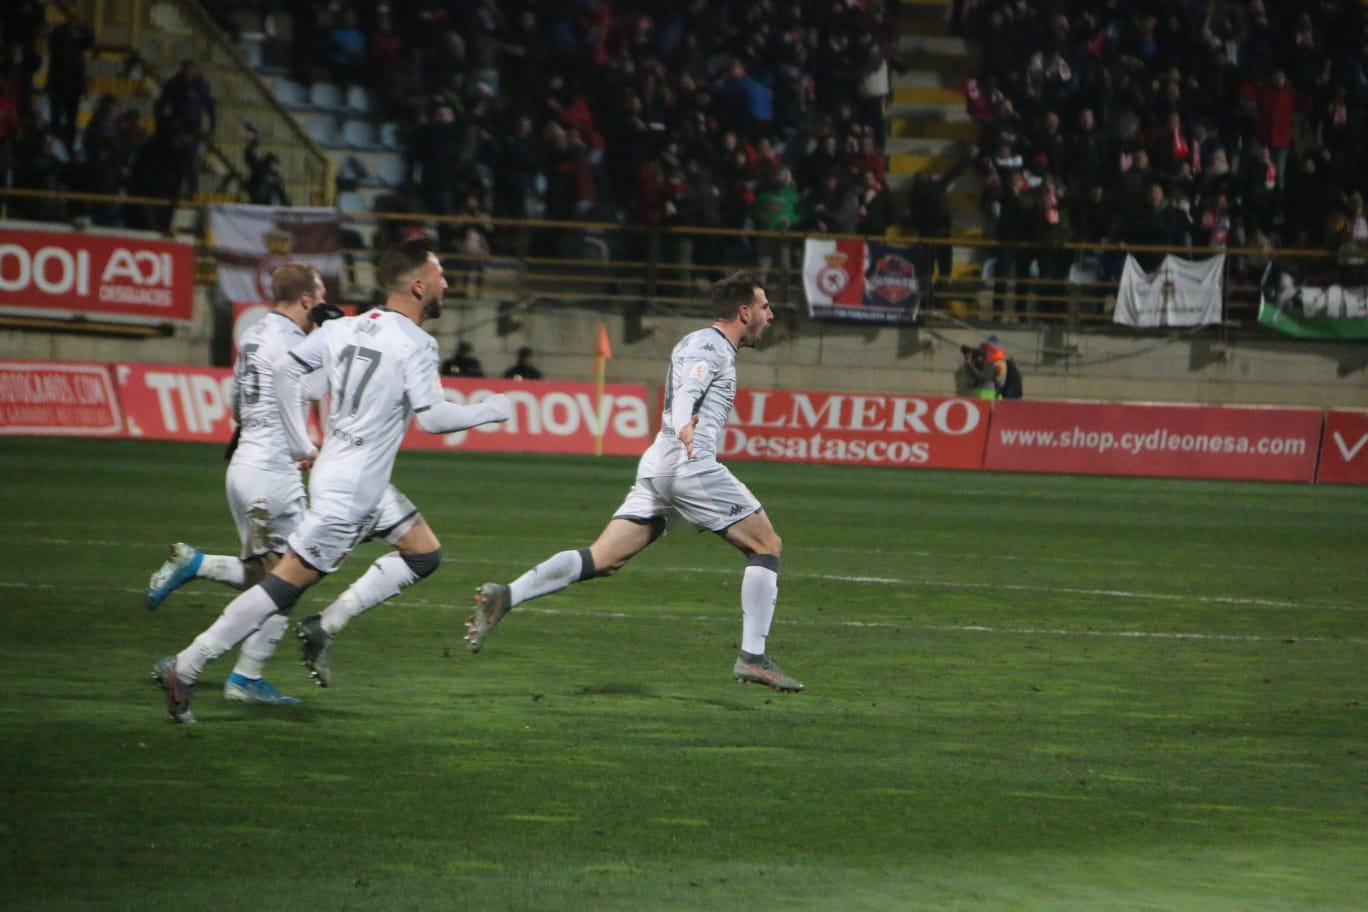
[154,238,513,723]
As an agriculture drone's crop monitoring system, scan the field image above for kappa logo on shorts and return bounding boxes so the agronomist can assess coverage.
[729,503,745,516]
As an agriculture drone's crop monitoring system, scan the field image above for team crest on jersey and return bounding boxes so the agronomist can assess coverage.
[688,361,709,380]
[867,254,919,304]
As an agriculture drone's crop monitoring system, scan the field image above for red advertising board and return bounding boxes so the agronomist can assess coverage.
[109,363,652,455]
[114,362,238,442]
[1316,410,1368,485]
[0,226,195,322]
[402,379,652,456]
[720,388,990,469]
[0,360,122,436]
[983,400,1323,482]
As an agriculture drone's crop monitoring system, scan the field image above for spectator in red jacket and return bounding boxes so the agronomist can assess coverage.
[1255,68,1295,191]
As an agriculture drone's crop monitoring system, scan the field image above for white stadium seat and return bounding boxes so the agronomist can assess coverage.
[303,113,338,146]
[272,78,308,109]
[342,118,379,150]
[309,81,344,111]
[345,85,371,115]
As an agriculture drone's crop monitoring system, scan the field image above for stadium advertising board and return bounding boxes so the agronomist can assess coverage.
[114,362,239,442]
[0,227,194,322]
[108,364,651,455]
[0,360,122,436]
[983,400,1322,482]
[1316,410,1368,485]
[721,388,990,469]
[403,378,652,456]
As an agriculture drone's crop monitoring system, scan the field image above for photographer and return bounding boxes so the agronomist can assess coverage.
[961,336,1022,400]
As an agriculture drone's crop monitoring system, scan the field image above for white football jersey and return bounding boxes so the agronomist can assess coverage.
[285,308,446,519]
[231,311,307,474]
[641,326,738,478]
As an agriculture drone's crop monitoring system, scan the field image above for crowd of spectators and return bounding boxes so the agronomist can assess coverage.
[17,0,1368,303]
[957,0,1368,306]
[288,0,904,277]
[0,3,223,232]
[2,0,908,278]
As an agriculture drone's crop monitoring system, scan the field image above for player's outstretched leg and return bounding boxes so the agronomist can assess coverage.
[296,613,334,687]
[146,543,204,609]
[466,582,511,653]
[733,653,804,692]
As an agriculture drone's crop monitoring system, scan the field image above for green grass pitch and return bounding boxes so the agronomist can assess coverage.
[1,437,1365,911]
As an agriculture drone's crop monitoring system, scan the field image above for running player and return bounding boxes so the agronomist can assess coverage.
[145,262,335,705]
[154,238,512,722]
[465,271,803,691]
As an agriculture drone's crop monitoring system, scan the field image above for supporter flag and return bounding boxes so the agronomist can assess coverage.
[1113,253,1223,327]
[802,238,922,325]
[208,204,344,348]
[1257,263,1368,340]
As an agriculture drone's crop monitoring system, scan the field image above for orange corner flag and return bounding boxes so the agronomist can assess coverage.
[596,322,613,361]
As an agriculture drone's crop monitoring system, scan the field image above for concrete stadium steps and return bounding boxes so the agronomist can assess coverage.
[889,117,975,140]
[888,151,962,176]
[884,0,983,264]
[896,0,952,37]
[890,84,966,108]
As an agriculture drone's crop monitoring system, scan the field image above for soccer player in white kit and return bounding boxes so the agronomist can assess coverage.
[145,262,334,705]
[154,239,512,723]
[465,272,803,691]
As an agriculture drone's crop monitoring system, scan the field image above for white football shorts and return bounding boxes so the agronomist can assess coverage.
[612,464,761,534]
[225,463,307,561]
[287,484,420,573]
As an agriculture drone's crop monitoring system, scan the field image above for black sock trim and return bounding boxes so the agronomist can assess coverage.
[746,553,780,573]
[576,547,597,582]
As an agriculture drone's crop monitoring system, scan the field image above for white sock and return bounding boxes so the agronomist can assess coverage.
[176,586,282,683]
[509,549,584,606]
[231,612,288,679]
[740,564,778,655]
[319,552,419,636]
[199,554,248,589]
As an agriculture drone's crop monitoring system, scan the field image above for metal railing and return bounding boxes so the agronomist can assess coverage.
[0,185,1353,339]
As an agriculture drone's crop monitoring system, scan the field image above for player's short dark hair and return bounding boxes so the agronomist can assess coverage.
[376,238,436,293]
[271,261,319,304]
[710,271,762,321]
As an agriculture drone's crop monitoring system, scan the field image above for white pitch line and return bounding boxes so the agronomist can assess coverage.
[1,562,1362,615]
[654,565,1364,613]
[6,534,1329,578]
[0,581,1359,645]
[439,604,1367,646]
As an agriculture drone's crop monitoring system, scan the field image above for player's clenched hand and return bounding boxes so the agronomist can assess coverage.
[677,414,700,459]
[296,448,318,472]
[484,392,513,423]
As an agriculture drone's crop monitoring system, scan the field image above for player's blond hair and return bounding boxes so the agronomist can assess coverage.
[271,262,320,305]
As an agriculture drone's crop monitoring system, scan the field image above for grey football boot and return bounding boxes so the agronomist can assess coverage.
[465,582,511,653]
